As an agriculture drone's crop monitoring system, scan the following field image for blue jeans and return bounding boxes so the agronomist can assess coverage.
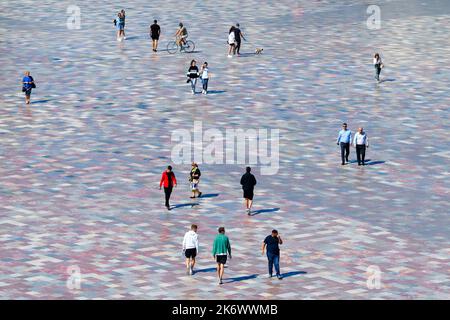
[267,252,280,277]
[201,78,208,91]
[190,78,197,92]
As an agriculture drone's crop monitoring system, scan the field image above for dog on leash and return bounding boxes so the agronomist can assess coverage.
[255,48,264,54]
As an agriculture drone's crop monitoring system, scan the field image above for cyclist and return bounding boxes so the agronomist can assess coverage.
[175,22,188,48]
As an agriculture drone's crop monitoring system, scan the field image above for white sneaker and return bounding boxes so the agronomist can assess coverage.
[123,36,127,40]
[117,38,121,42]
[228,55,232,58]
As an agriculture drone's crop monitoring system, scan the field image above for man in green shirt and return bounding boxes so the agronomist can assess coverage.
[212,227,232,285]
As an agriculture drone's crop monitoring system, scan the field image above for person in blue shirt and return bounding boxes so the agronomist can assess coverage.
[336,123,352,165]
[22,71,35,104]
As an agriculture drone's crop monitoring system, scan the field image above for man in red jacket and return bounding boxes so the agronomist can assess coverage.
[160,166,177,210]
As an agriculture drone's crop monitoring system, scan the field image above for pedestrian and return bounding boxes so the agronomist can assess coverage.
[353,127,369,166]
[336,123,352,165]
[114,11,125,41]
[159,165,177,210]
[186,60,199,94]
[262,229,283,280]
[240,167,257,215]
[182,224,199,275]
[22,71,35,105]
[373,53,384,82]
[227,26,236,58]
[121,9,126,39]
[150,19,161,52]
[200,62,210,95]
[212,227,232,285]
[189,162,202,198]
[233,23,246,55]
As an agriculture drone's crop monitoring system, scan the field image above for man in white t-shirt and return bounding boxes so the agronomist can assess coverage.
[182,224,199,275]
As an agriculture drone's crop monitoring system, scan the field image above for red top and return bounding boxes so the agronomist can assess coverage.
[160,171,177,188]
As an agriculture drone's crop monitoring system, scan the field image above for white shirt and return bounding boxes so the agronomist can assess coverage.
[228,32,235,44]
[201,67,209,79]
[373,57,381,65]
[183,230,198,251]
[353,132,369,146]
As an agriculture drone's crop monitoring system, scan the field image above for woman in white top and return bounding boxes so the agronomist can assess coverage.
[200,62,211,94]
[228,26,236,57]
[373,53,383,82]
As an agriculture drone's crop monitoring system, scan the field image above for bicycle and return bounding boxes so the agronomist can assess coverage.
[167,38,195,54]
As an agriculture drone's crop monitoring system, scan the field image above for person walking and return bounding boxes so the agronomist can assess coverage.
[227,26,236,58]
[182,224,199,275]
[22,71,35,104]
[353,127,369,166]
[186,60,199,94]
[189,162,202,198]
[233,23,246,55]
[121,9,126,39]
[240,167,257,215]
[200,62,210,95]
[150,20,161,52]
[114,11,125,41]
[262,229,283,280]
[212,227,232,285]
[159,165,177,210]
[336,123,352,165]
[373,53,384,83]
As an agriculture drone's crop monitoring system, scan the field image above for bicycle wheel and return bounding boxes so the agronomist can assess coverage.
[167,41,178,54]
[184,40,195,53]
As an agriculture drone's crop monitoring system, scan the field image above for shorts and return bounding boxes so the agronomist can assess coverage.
[151,36,159,40]
[216,255,227,265]
[243,189,254,200]
[25,89,32,97]
[185,248,197,258]
[117,23,124,30]
[191,179,199,191]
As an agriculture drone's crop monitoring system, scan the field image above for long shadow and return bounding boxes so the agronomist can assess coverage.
[171,203,200,209]
[365,160,385,166]
[237,52,256,57]
[226,274,258,283]
[251,208,280,216]
[185,50,202,54]
[281,271,307,278]
[124,36,139,40]
[206,90,227,94]
[199,193,219,198]
[380,78,396,83]
[194,267,216,273]
[32,99,51,104]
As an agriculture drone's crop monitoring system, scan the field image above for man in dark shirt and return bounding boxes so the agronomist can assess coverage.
[233,23,246,55]
[262,230,283,279]
[240,166,257,215]
[150,20,161,52]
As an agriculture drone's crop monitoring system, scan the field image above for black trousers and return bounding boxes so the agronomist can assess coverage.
[164,186,173,207]
[234,40,241,54]
[340,142,350,164]
[356,145,366,165]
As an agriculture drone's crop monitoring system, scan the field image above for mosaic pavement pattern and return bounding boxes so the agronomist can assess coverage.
[0,0,449,299]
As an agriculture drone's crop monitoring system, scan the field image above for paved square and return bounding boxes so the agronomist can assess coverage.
[0,0,449,299]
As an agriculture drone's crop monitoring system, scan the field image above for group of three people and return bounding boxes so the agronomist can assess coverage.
[159,165,257,214]
[183,225,284,285]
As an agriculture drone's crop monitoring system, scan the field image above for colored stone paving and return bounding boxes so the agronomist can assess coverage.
[0,0,449,299]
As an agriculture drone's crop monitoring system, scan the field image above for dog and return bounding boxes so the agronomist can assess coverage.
[255,48,264,55]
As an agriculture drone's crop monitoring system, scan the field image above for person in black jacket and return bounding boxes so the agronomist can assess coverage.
[186,59,199,94]
[240,167,257,215]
